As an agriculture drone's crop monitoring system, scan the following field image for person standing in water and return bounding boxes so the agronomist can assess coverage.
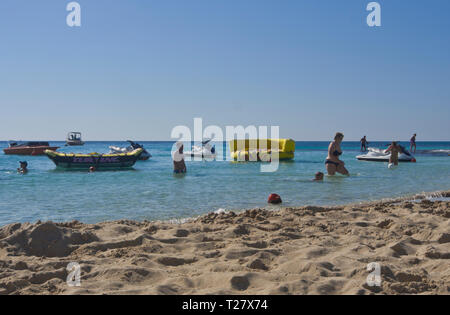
[173,142,187,174]
[360,136,369,152]
[325,132,349,176]
[385,141,402,167]
[410,134,417,153]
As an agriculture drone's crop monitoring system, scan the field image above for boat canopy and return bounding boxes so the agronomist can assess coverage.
[67,132,82,140]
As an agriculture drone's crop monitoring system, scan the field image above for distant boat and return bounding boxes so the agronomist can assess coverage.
[3,141,59,156]
[66,132,85,146]
[185,139,217,159]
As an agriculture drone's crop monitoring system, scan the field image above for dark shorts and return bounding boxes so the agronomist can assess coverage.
[325,160,340,167]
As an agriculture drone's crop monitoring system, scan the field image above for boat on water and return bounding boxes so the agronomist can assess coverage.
[3,141,59,156]
[109,141,151,161]
[45,148,143,170]
[185,139,217,159]
[356,147,416,162]
[66,132,85,146]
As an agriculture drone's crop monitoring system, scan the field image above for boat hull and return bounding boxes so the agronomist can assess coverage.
[186,152,217,159]
[66,141,85,146]
[356,157,413,162]
[3,146,59,156]
[45,148,143,170]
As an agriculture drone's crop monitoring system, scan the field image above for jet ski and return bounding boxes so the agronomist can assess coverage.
[109,141,151,161]
[356,147,416,162]
[185,139,217,159]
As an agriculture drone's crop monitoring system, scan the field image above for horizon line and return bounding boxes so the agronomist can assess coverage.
[1,139,449,142]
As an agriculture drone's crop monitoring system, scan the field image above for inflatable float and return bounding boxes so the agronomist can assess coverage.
[229,139,295,161]
[45,148,143,170]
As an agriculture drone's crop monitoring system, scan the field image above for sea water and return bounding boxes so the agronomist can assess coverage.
[0,141,449,225]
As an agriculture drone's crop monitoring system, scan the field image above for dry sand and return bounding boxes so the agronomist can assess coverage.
[0,192,449,295]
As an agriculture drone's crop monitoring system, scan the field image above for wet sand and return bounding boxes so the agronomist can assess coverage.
[0,192,449,295]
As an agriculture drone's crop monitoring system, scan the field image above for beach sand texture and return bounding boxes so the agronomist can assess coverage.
[0,193,449,295]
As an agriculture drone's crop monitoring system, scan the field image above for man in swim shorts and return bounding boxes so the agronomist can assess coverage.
[360,136,368,152]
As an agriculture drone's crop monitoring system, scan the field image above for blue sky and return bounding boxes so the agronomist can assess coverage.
[0,0,449,141]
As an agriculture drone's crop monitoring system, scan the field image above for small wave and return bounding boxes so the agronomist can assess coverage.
[416,149,450,155]
[402,190,450,203]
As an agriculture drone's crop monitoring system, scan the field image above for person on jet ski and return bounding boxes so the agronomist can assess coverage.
[360,136,369,152]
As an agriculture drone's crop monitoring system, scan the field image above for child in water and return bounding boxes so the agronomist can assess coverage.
[313,172,324,181]
[17,161,28,174]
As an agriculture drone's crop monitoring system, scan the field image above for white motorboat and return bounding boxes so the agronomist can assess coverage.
[109,141,151,161]
[66,132,85,146]
[356,147,416,162]
[185,139,217,159]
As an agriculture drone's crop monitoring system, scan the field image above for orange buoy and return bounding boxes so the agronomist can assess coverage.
[268,193,282,204]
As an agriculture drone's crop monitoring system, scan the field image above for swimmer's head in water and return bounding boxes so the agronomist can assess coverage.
[89,166,95,172]
[315,172,324,181]
[19,161,28,168]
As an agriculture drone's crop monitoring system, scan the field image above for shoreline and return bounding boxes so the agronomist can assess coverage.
[0,191,449,295]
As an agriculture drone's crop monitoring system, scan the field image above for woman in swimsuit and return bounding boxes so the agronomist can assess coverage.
[325,132,349,176]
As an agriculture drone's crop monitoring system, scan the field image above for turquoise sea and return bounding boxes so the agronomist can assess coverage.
[0,141,449,226]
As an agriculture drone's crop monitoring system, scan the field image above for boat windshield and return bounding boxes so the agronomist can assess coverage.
[68,132,82,141]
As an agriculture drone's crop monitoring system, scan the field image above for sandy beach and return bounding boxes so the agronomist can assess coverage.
[0,192,449,295]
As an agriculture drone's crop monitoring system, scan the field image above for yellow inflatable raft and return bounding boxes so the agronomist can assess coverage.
[229,139,295,161]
